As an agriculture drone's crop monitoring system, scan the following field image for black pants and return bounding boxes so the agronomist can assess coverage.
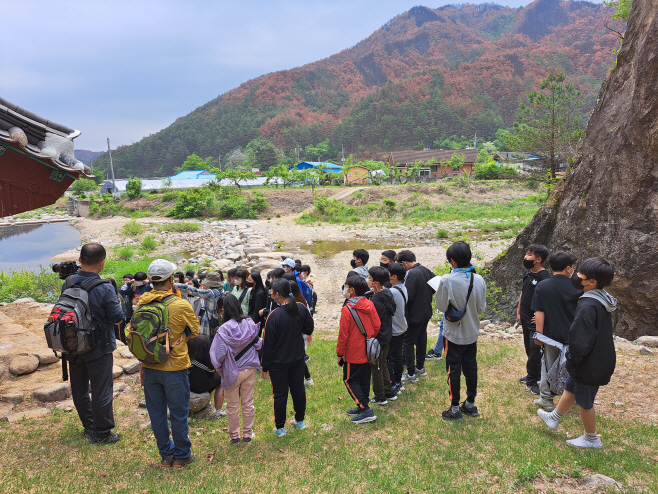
[269,362,306,429]
[304,363,311,380]
[521,319,542,386]
[68,352,115,439]
[444,338,478,407]
[387,334,405,384]
[403,319,429,376]
[371,344,392,400]
[343,362,371,411]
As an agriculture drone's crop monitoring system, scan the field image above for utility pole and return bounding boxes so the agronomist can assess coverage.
[341,145,345,164]
[218,152,222,172]
[107,138,116,193]
[473,132,477,149]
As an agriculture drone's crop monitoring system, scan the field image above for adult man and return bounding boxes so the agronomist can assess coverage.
[140,259,200,468]
[64,243,124,444]
[397,249,435,383]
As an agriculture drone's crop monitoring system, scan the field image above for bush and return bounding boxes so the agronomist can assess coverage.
[167,186,269,219]
[162,190,179,202]
[126,177,142,199]
[436,228,448,238]
[71,178,98,196]
[122,220,144,237]
[141,235,157,252]
[116,246,135,261]
[0,268,61,303]
[474,163,519,180]
[158,222,201,233]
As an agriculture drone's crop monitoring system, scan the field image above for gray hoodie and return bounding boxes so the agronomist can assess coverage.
[352,265,369,281]
[581,289,617,312]
[435,271,486,346]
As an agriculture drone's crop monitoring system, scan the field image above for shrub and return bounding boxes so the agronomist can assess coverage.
[474,163,519,180]
[126,177,142,199]
[167,186,268,219]
[158,222,201,233]
[117,246,135,261]
[0,268,61,303]
[122,220,144,237]
[141,235,157,252]
[436,228,448,238]
[71,178,98,196]
[162,190,179,202]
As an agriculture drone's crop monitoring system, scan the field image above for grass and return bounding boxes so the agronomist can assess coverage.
[140,235,157,252]
[121,220,144,237]
[157,222,201,233]
[0,267,61,303]
[0,339,655,493]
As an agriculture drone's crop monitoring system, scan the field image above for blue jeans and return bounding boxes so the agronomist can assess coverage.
[142,367,192,459]
[433,316,445,354]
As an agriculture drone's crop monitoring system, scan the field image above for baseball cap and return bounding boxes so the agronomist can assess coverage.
[279,258,295,269]
[147,259,177,281]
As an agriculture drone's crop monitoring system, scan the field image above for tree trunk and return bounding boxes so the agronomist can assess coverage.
[489,0,658,339]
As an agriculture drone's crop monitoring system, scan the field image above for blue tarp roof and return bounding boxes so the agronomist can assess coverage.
[292,161,342,173]
[169,170,216,180]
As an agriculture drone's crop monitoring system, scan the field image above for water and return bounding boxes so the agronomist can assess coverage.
[0,222,82,273]
[288,239,408,258]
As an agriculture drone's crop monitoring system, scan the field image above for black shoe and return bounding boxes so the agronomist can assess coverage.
[425,349,442,360]
[346,407,360,416]
[172,454,196,468]
[442,407,464,422]
[82,429,93,440]
[230,438,241,445]
[519,376,529,384]
[459,401,480,417]
[160,455,174,468]
[90,432,122,444]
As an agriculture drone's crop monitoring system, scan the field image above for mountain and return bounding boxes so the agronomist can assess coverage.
[74,150,103,165]
[93,0,622,178]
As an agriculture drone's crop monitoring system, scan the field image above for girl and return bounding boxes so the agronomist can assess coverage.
[287,278,314,386]
[247,271,268,334]
[232,268,252,316]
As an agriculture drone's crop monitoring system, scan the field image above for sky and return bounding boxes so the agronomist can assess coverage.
[1,0,601,152]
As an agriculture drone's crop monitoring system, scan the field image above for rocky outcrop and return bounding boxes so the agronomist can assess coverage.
[490,0,658,339]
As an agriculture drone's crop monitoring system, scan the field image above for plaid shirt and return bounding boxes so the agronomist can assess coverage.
[176,284,224,337]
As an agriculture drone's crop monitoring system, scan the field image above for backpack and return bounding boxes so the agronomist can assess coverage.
[207,288,223,331]
[347,305,381,366]
[127,294,178,364]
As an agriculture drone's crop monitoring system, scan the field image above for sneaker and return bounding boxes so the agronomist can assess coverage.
[566,434,602,449]
[351,408,377,424]
[304,354,310,363]
[216,409,228,418]
[527,384,540,395]
[402,371,418,384]
[230,437,241,445]
[416,367,427,377]
[537,409,559,431]
[242,432,255,443]
[459,401,479,417]
[138,399,147,408]
[534,397,555,411]
[346,407,361,416]
[290,419,306,429]
[369,397,388,406]
[385,392,398,401]
[172,454,196,468]
[442,407,464,422]
[425,349,442,360]
[391,382,402,395]
[82,429,93,440]
[272,427,286,437]
[89,432,122,444]
[160,455,174,468]
[304,378,314,386]
[519,376,529,384]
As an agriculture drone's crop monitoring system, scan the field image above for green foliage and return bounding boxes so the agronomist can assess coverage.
[140,235,157,252]
[162,190,179,202]
[71,178,98,196]
[89,167,105,185]
[125,177,142,199]
[474,163,519,180]
[116,246,135,261]
[122,220,144,237]
[436,228,449,238]
[213,167,256,188]
[603,0,631,21]
[516,461,541,483]
[0,268,61,303]
[176,153,207,173]
[167,186,268,219]
[157,222,202,233]
[89,194,123,217]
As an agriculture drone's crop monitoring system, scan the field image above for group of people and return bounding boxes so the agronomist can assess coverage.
[58,235,618,469]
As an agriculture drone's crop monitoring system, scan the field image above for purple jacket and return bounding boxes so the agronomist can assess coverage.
[210,318,262,390]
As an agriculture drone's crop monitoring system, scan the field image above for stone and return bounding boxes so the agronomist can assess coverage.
[112,365,124,379]
[1,392,24,404]
[56,400,75,411]
[244,246,268,255]
[34,383,71,402]
[11,297,36,304]
[479,320,492,329]
[585,474,622,490]
[210,259,232,270]
[119,349,135,359]
[192,403,218,421]
[33,349,59,365]
[2,408,50,423]
[635,336,658,348]
[122,360,140,374]
[225,252,242,262]
[115,340,126,347]
[189,391,211,413]
[0,365,5,377]
[9,355,40,375]
[639,346,654,355]
[255,251,293,261]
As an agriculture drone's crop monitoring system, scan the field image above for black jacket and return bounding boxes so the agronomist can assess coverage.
[261,303,314,372]
[249,287,269,330]
[187,335,221,394]
[566,298,616,386]
[371,288,396,345]
[403,263,436,325]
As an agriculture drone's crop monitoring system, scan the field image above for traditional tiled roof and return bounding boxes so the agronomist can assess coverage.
[385,148,479,166]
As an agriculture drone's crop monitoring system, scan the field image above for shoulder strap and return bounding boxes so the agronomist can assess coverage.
[464,273,475,308]
[162,294,177,306]
[347,306,368,339]
[75,277,111,293]
[235,334,260,362]
[238,288,248,304]
[190,359,216,373]
[392,285,407,306]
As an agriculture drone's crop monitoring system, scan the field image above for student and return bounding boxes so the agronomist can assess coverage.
[337,275,381,424]
[387,262,407,395]
[224,268,237,293]
[435,241,487,421]
[261,279,314,437]
[210,293,262,444]
[380,250,396,288]
[124,271,152,311]
[120,273,134,322]
[397,249,435,383]
[538,257,616,449]
[299,265,318,314]
[259,269,284,321]
[292,263,313,307]
[368,266,397,405]
[176,272,224,338]
[185,270,196,281]
[175,272,186,284]
[516,244,550,395]
[532,251,583,411]
[247,271,268,332]
[349,249,370,280]
[232,268,252,316]
[187,333,225,419]
[279,258,296,274]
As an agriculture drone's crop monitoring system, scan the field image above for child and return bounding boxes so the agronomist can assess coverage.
[299,265,317,314]
[516,244,550,395]
[386,262,407,396]
[337,275,380,424]
[538,257,616,449]
[435,241,487,421]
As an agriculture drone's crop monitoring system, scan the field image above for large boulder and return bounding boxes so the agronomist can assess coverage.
[112,365,124,379]
[34,383,71,402]
[9,355,39,375]
[122,360,140,374]
[1,392,24,404]
[33,349,59,365]
[192,403,218,421]
[254,251,293,261]
[11,297,36,304]
[189,392,211,413]
[244,246,269,255]
[634,336,658,348]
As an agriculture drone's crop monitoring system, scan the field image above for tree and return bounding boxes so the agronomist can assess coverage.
[126,177,142,199]
[225,149,251,170]
[265,164,294,188]
[71,178,99,196]
[360,160,388,186]
[215,168,256,189]
[304,140,330,162]
[502,72,584,178]
[176,153,206,173]
[90,167,105,185]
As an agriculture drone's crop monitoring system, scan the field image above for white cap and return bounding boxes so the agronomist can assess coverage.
[147,259,177,281]
[279,258,295,268]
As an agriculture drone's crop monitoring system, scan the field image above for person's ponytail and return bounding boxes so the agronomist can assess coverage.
[271,279,299,317]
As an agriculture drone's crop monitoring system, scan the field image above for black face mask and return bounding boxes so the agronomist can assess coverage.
[265,280,271,289]
[523,259,535,269]
[246,282,254,288]
[571,274,584,290]
[380,262,389,268]
[350,259,357,269]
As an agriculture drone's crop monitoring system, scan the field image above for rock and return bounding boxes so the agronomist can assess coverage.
[507,323,523,335]
[9,355,40,375]
[225,252,242,262]
[11,297,36,304]
[56,400,75,411]
[255,251,293,261]
[189,391,211,413]
[635,336,658,348]
[115,340,126,348]
[479,320,492,329]
[112,365,123,379]
[2,408,50,423]
[1,392,24,404]
[33,349,59,365]
[585,474,622,490]
[34,383,71,402]
[114,383,130,394]
[119,349,135,359]
[122,360,140,374]
[244,246,268,255]
[192,403,218,421]
[139,422,152,430]
[614,335,631,344]
[0,365,5,377]
[639,346,654,355]
[210,259,232,270]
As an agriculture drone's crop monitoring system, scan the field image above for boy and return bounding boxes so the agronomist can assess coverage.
[350,249,370,280]
[337,275,381,424]
[517,244,550,395]
[435,241,486,421]
[538,257,616,449]
[300,265,318,314]
[387,262,407,395]
[531,251,583,411]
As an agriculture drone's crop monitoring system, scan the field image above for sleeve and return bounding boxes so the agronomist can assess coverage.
[566,302,598,370]
[336,307,350,357]
[369,304,381,338]
[261,311,277,372]
[181,301,200,339]
[531,283,544,313]
[404,272,418,307]
[209,332,225,371]
[475,275,487,313]
[104,286,125,324]
[435,278,449,313]
[301,305,314,336]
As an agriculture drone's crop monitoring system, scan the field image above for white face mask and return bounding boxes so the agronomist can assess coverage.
[233,278,242,287]
[134,281,144,286]
[342,287,350,299]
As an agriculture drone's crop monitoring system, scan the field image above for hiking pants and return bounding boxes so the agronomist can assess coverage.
[343,362,371,411]
[69,352,115,440]
[224,368,256,440]
[387,334,405,384]
[371,344,392,400]
[444,338,478,407]
[521,319,542,386]
[269,362,306,429]
[403,319,429,376]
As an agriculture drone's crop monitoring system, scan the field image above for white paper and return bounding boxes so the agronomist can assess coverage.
[427,275,443,292]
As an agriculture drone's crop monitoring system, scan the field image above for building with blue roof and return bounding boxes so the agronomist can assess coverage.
[169,170,216,180]
[292,161,342,173]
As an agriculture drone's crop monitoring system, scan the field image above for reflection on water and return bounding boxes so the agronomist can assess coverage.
[289,239,407,259]
[0,223,82,273]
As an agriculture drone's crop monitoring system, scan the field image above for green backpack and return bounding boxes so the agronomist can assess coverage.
[127,295,177,364]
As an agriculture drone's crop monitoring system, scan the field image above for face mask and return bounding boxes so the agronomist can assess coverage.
[134,281,144,286]
[265,280,271,289]
[523,259,535,269]
[380,262,389,268]
[571,274,584,290]
[233,278,242,286]
[342,287,350,299]
[350,259,357,269]
[367,280,373,288]
[246,281,254,288]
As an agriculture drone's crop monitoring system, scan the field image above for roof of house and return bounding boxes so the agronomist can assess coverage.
[169,170,216,180]
[294,161,342,172]
[386,149,479,165]
[493,152,539,161]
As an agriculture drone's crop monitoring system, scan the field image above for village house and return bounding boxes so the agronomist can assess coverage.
[384,149,479,180]
[344,165,369,185]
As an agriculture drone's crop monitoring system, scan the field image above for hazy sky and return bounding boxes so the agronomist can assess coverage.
[1,0,601,151]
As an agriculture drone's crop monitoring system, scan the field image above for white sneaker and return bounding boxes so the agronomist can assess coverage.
[533,397,555,411]
[216,409,228,418]
[566,434,602,449]
[416,367,427,377]
[537,409,559,431]
[304,378,314,386]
